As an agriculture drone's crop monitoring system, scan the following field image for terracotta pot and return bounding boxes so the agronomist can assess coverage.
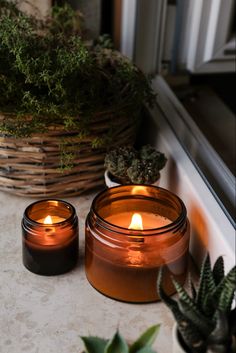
[104,170,160,188]
[172,323,186,353]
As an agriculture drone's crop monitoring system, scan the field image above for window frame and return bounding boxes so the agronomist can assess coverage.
[120,0,236,268]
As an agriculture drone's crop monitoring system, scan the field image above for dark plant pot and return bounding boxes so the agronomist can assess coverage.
[172,324,187,353]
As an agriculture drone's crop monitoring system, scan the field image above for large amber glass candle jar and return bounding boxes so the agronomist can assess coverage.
[85,185,190,303]
[22,200,78,276]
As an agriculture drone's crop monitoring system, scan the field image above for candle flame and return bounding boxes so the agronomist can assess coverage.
[128,213,143,230]
[43,215,53,225]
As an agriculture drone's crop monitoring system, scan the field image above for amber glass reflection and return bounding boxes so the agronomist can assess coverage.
[22,199,78,275]
[85,185,190,303]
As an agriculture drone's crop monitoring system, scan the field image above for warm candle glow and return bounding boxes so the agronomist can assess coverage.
[43,215,53,225]
[22,200,79,275]
[85,185,190,302]
[128,213,143,230]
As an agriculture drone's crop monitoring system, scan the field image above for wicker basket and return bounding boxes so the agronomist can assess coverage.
[0,112,136,197]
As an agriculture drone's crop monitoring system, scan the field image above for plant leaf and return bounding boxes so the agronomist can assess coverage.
[129,325,160,353]
[178,298,213,337]
[189,278,197,301]
[158,269,206,352]
[196,254,216,312]
[217,266,236,313]
[105,331,129,353]
[81,336,108,353]
[212,265,236,313]
[201,292,216,318]
[136,348,157,353]
[157,268,179,313]
[207,310,230,345]
[172,278,213,333]
[213,256,225,285]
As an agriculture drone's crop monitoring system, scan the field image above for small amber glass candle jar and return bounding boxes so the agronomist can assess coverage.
[22,200,78,276]
[85,185,190,303]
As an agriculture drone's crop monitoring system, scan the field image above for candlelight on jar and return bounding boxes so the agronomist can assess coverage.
[22,200,78,275]
[85,185,190,303]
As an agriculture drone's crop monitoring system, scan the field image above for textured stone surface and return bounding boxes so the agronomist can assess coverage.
[0,190,174,353]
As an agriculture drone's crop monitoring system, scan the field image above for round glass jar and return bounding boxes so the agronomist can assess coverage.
[85,185,190,303]
[22,199,78,275]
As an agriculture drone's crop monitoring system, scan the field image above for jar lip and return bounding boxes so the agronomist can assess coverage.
[23,199,76,226]
[90,185,187,235]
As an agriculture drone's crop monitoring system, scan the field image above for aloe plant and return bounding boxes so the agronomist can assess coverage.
[158,254,236,353]
[81,324,160,353]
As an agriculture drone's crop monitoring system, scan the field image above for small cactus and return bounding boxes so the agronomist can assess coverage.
[140,145,167,171]
[127,159,161,184]
[158,254,236,353]
[104,145,167,184]
[104,146,138,182]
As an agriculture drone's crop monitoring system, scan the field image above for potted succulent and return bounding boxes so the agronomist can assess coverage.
[0,1,155,197]
[104,145,167,187]
[158,254,236,353]
[81,324,160,353]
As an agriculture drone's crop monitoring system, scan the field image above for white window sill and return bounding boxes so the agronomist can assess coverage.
[146,76,235,271]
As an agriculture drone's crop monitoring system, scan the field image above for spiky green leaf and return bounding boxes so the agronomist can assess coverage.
[157,268,179,313]
[158,269,207,352]
[196,254,216,311]
[129,325,160,353]
[218,266,236,312]
[189,278,197,301]
[105,331,129,353]
[212,266,236,312]
[178,298,213,336]
[213,256,225,285]
[81,336,108,353]
[202,291,217,318]
[173,277,197,306]
[172,278,213,334]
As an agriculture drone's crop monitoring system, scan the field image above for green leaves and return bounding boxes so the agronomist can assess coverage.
[196,254,216,310]
[80,326,160,353]
[213,265,236,313]
[135,349,156,353]
[0,1,155,140]
[105,332,129,353]
[158,254,236,353]
[172,278,213,335]
[213,256,225,285]
[129,325,160,353]
[81,336,108,353]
